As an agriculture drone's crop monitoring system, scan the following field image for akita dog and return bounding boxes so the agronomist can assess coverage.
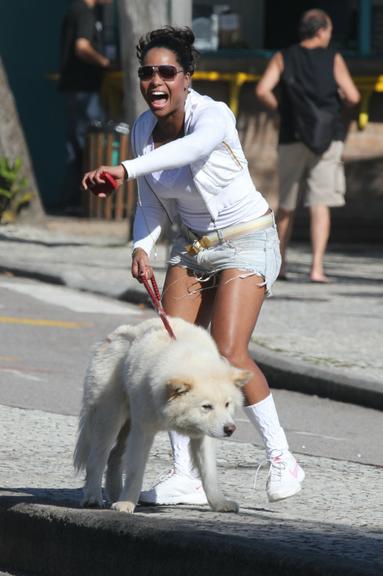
[74,317,249,513]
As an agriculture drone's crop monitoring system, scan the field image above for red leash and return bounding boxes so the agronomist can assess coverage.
[141,274,176,340]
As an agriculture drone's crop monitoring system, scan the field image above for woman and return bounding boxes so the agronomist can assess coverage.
[82,26,304,504]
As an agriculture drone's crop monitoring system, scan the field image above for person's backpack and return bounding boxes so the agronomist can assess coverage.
[283,51,337,155]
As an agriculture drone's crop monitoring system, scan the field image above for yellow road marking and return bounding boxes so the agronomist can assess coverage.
[0,316,93,329]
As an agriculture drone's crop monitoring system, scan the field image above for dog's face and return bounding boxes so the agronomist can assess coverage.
[163,364,250,439]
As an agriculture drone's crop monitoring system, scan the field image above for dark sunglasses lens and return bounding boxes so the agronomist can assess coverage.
[158,66,177,79]
[138,66,178,80]
[138,67,152,80]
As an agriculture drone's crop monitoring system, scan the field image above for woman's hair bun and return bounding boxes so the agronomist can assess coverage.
[136,26,199,74]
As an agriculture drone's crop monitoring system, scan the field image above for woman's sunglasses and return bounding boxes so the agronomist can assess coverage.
[138,65,184,81]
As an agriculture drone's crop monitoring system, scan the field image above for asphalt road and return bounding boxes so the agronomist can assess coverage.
[0,274,382,466]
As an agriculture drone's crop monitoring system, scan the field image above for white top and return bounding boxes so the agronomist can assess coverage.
[148,147,261,234]
[121,89,269,254]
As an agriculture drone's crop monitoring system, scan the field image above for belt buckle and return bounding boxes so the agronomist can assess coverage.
[186,239,203,255]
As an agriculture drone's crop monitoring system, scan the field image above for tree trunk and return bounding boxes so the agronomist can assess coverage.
[116,0,192,127]
[0,57,45,225]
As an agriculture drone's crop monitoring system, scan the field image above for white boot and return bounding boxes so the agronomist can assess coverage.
[139,431,208,505]
[243,394,305,501]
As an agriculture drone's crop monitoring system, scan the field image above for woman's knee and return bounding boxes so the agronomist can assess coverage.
[216,342,249,368]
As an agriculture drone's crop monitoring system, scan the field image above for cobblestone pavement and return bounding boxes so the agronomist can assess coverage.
[1,404,382,546]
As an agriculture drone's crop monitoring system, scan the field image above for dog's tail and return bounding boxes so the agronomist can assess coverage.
[73,407,95,474]
[73,325,134,473]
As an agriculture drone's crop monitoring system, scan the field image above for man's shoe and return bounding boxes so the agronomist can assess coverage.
[266,451,305,502]
[139,468,208,505]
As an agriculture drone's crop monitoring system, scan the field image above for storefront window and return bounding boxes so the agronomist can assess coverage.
[192,0,382,55]
[192,1,264,50]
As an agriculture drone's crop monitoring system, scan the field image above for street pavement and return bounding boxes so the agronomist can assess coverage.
[0,218,382,576]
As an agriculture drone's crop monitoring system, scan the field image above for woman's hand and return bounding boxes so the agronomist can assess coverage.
[131,247,153,281]
[81,164,126,196]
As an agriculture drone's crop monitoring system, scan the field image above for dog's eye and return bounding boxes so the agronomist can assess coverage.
[202,403,213,411]
[225,401,230,408]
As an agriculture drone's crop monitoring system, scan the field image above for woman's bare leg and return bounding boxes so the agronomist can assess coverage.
[210,269,269,405]
[210,270,303,489]
[161,265,215,326]
[163,265,271,404]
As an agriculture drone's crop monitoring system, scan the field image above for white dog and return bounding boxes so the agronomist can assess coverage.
[74,317,249,514]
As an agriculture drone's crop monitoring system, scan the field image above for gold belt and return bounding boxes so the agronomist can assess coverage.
[184,211,274,255]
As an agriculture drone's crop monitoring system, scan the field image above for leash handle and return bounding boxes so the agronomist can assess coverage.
[141,275,176,340]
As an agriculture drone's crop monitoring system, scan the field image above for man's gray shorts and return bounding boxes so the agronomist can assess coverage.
[278,140,346,211]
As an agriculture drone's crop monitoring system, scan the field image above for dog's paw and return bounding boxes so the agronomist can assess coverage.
[210,499,239,513]
[111,500,135,514]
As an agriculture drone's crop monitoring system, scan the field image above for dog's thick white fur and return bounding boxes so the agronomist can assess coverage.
[74,317,249,514]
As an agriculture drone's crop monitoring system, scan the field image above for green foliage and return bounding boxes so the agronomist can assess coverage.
[0,157,33,223]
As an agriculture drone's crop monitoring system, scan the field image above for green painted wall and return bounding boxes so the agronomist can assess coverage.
[0,0,70,209]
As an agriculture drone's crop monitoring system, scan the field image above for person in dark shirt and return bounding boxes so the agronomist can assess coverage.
[256,9,360,282]
[59,0,111,207]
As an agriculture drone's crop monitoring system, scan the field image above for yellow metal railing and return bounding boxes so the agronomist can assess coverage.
[99,70,383,129]
[352,75,383,128]
[193,71,259,117]
[194,71,383,129]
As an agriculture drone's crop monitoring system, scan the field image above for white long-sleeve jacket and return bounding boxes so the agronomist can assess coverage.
[121,89,267,255]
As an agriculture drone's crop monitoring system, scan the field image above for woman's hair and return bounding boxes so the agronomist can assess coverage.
[136,26,198,75]
[298,9,330,40]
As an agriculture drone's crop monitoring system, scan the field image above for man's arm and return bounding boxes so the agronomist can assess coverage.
[334,54,360,106]
[75,38,110,68]
[255,52,284,111]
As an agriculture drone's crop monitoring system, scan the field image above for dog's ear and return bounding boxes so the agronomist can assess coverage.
[231,369,252,388]
[167,378,192,399]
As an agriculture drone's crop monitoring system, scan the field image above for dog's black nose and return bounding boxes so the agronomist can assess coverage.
[224,424,236,437]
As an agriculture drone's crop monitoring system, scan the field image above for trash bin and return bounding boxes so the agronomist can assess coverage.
[84,121,136,230]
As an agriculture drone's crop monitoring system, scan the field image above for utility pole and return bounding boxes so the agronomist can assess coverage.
[168,0,192,26]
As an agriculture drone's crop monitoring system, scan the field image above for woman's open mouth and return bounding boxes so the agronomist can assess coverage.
[149,91,169,110]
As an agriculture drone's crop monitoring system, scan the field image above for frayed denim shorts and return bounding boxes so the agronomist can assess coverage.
[168,217,282,297]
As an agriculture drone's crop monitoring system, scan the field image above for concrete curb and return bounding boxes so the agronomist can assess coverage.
[252,346,383,411]
[1,262,382,411]
[0,499,381,576]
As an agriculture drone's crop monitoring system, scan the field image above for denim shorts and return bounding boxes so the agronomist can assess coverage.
[168,219,282,296]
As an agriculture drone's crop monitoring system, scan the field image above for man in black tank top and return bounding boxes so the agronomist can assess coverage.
[256,9,360,282]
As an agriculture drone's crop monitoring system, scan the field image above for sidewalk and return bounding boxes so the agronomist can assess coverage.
[0,218,382,576]
[0,405,382,576]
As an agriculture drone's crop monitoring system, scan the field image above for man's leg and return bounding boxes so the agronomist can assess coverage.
[277,143,307,278]
[276,207,295,278]
[309,204,331,282]
[307,141,346,282]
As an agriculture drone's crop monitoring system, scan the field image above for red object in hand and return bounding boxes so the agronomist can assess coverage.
[90,172,118,197]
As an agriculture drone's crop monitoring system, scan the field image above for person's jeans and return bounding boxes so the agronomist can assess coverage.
[168,221,281,297]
